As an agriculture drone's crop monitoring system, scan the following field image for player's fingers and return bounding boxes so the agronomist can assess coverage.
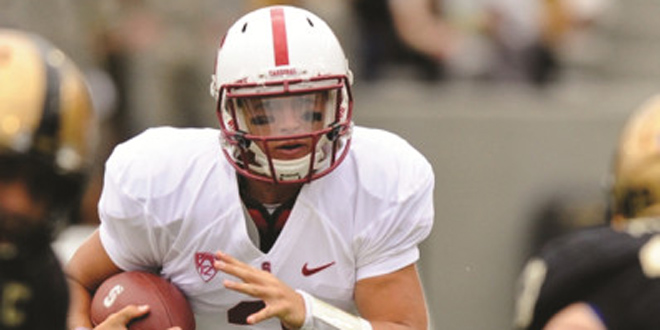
[96,305,150,329]
[223,278,268,297]
[217,250,264,271]
[214,258,251,280]
[246,304,276,325]
[214,251,240,265]
[214,252,262,282]
[214,251,253,271]
[113,304,150,323]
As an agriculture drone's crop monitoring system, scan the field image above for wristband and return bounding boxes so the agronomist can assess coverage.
[296,289,372,330]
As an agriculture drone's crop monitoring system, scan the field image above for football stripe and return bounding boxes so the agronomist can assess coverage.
[270,7,289,66]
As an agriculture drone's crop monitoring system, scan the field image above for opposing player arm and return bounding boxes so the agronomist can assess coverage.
[543,303,606,330]
[65,229,124,329]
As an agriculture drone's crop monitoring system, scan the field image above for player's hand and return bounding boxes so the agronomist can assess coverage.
[214,251,306,328]
[92,304,182,330]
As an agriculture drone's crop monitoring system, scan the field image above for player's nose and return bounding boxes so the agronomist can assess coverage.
[276,107,303,134]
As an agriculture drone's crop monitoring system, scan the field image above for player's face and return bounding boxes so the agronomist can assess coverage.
[0,179,49,257]
[239,91,329,160]
[0,159,52,258]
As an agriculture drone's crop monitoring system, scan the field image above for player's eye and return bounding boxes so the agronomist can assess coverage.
[250,115,273,126]
[302,111,323,123]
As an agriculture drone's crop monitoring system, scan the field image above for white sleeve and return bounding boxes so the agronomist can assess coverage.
[97,147,170,272]
[354,154,435,280]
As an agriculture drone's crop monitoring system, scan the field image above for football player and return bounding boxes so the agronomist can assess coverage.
[0,28,97,330]
[66,5,434,330]
[0,28,178,330]
[514,94,660,329]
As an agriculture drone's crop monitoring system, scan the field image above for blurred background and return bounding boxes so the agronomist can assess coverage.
[3,0,660,328]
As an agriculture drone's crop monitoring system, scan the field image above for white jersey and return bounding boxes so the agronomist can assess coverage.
[98,126,434,329]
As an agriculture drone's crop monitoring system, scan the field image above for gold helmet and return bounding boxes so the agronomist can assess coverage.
[0,29,97,211]
[0,28,96,173]
[611,94,660,219]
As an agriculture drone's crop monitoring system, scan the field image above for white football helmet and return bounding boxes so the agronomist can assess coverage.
[210,5,353,184]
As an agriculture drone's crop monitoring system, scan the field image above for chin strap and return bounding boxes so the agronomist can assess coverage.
[296,290,373,330]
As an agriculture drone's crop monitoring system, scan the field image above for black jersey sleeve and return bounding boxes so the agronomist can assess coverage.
[0,246,68,330]
[515,225,660,329]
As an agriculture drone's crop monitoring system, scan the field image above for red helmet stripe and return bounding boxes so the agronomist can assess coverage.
[270,7,289,66]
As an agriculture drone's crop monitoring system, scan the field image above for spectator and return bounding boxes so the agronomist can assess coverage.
[351,0,456,82]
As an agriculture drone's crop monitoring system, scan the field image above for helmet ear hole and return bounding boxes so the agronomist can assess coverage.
[619,188,653,219]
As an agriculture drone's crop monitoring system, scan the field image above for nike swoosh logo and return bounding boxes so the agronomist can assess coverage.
[302,261,336,276]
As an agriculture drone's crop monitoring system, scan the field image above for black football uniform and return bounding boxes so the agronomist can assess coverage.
[0,246,68,330]
[515,218,660,330]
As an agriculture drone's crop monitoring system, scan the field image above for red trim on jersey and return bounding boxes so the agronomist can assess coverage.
[270,7,289,66]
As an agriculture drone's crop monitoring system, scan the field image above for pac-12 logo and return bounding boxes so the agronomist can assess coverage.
[195,252,218,282]
[103,284,124,308]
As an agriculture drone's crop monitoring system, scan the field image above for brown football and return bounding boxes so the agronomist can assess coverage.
[90,271,196,330]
